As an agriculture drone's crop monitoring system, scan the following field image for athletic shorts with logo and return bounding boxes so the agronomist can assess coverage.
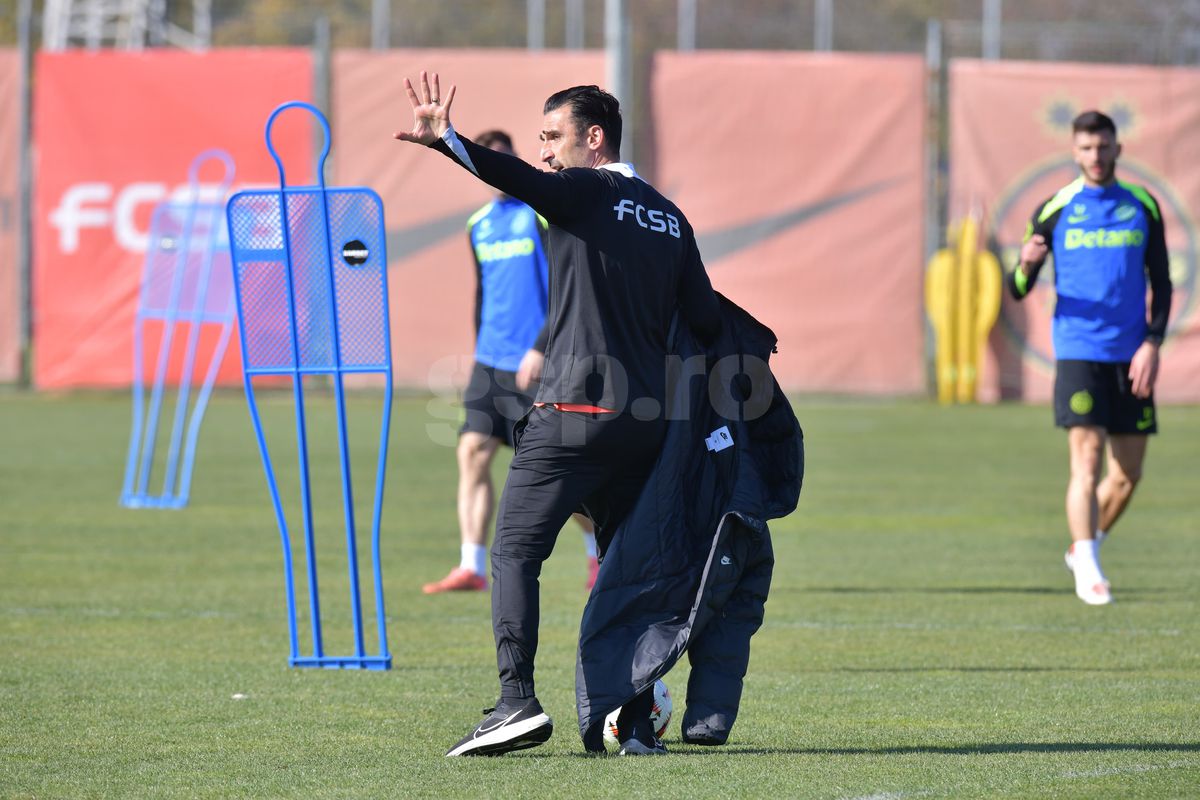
[461,361,534,447]
[1053,359,1157,434]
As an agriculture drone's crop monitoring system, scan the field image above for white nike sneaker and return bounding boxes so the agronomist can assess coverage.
[445,698,553,756]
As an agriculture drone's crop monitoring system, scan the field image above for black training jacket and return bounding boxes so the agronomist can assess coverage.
[575,294,804,751]
[432,128,721,410]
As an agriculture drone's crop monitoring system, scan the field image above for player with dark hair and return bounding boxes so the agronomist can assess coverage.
[542,84,622,150]
[1008,109,1172,605]
[422,128,598,596]
[394,72,721,756]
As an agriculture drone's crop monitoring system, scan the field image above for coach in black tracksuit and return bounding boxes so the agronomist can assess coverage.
[394,72,721,757]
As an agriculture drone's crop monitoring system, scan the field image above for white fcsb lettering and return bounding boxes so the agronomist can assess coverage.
[49,182,225,254]
[613,199,681,239]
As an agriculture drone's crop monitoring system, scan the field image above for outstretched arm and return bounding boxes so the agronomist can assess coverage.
[392,71,596,221]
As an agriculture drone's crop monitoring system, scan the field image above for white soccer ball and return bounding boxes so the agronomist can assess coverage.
[601,679,672,747]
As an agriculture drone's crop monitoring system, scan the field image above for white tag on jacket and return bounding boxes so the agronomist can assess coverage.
[705,425,734,452]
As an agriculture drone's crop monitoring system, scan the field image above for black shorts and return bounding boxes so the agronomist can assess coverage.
[1053,359,1157,434]
[460,361,535,447]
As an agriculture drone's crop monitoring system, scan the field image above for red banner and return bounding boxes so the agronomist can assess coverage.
[652,52,928,394]
[0,50,20,382]
[33,49,313,388]
[332,49,606,391]
[951,59,1200,403]
[31,49,933,396]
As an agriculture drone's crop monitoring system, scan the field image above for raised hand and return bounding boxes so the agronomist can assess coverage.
[393,70,456,146]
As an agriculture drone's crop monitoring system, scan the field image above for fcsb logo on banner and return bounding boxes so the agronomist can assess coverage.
[31,48,313,388]
[990,157,1198,368]
[48,181,234,254]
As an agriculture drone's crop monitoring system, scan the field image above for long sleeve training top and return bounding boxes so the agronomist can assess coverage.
[433,126,721,413]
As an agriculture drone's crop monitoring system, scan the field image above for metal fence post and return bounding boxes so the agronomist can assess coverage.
[605,0,631,164]
[17,0,34,388]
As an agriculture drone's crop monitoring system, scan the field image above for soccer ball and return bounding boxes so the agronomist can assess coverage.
[601,679,672,747]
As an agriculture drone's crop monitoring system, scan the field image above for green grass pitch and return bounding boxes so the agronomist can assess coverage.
[1,390,1197,799]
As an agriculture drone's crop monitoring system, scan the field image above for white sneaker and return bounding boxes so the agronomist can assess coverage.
[1074,573,1113,606]
[1066,538,1112,604]
[1064,542,1110,588]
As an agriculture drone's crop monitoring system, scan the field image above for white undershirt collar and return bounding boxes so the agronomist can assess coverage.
[599,162,642,180]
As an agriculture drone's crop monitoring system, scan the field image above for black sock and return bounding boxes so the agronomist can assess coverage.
[615,688,653,740]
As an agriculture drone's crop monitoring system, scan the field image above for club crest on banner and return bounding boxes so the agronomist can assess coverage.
[1039,95,1140,142]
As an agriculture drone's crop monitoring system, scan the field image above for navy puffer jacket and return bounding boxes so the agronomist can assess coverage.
[575,294,803,751]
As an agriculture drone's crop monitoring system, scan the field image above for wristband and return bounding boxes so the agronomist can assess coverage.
[1013,267,1030,296]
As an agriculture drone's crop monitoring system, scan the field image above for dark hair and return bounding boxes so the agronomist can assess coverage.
[474,129,514,151]
[1072,110,1117,138]
[543,85,622,155]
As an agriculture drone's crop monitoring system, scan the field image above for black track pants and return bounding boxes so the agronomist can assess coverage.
[491,405,666,701]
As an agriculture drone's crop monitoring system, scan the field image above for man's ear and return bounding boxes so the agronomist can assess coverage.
[586,124,605,151]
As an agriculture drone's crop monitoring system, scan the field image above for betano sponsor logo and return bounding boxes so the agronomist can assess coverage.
[474,237,536,263]
[1063,227,1144,250]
